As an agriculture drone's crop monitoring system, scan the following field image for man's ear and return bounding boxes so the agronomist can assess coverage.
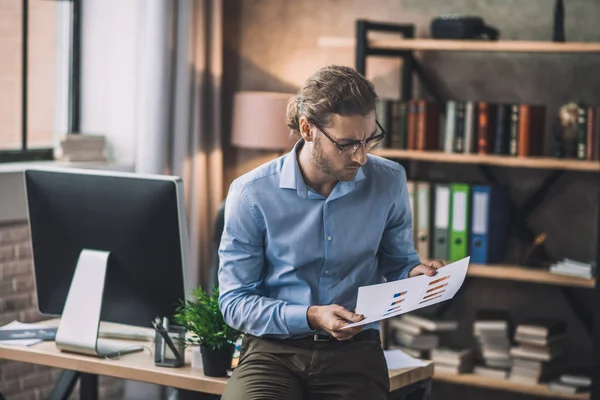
[299,117,313,142]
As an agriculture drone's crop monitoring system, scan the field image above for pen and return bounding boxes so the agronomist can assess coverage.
[152,317,181,361]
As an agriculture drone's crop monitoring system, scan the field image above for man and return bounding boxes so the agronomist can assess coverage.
[218,65,444,400]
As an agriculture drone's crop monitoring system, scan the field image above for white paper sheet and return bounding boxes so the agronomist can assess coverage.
[0,320,47,346]
[384,350,430,369]
[342,256,470,329]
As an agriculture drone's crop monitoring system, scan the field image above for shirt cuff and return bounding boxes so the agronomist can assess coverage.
[284,304,311,336]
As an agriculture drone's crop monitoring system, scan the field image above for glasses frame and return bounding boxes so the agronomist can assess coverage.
[312,119,387,155]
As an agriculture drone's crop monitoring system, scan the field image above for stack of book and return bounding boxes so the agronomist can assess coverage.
[59,134,107,162]
[509,318,566,385]
[549,258,595,279]
[472,310,512,379]
[431,346,476,374]
[388,313,458,359]
[548,368,592,395]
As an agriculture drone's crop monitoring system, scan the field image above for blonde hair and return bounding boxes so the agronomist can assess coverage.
[286,65,378,138]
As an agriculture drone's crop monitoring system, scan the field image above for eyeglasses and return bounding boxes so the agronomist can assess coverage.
[313,120,386,156]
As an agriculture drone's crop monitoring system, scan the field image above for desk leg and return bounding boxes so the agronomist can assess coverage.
[80,373,99,400]
[49,370,78,400]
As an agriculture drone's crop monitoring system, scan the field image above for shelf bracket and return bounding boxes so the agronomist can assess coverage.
[409,55,445,103]
[355,19,445,102]
[355,19,414,100]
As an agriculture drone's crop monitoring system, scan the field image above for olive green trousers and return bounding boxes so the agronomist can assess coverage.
[221,331,389,400]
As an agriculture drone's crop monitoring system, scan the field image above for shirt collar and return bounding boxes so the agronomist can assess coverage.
[279,139,366,198]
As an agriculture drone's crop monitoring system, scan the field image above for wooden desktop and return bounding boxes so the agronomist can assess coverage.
[0,319,434,398]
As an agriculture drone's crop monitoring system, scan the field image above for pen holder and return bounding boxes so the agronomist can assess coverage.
[154,325,186,368]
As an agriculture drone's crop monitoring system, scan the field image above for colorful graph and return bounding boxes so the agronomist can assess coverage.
[419,274,451,304]
[383,291,408,316]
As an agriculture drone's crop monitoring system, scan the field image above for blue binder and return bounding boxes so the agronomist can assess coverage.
[470,185,510,264]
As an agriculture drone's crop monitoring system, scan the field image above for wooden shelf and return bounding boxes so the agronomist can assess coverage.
[467,264,595,288]
[318,37,600,53]
[372,149,600,172]
[434,372,589,399]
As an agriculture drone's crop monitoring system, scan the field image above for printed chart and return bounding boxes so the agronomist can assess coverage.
[343,256,470,329]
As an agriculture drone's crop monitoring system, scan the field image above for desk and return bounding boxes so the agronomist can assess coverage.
[0,319,434,399]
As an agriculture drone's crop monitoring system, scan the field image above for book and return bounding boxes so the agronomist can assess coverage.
[400,314,459,332]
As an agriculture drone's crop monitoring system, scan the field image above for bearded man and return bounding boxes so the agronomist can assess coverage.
[218,65,444,400]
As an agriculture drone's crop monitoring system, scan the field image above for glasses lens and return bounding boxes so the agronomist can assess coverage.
[367,135,384,151]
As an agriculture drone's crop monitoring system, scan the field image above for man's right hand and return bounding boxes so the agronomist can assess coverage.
[307,305,365,341]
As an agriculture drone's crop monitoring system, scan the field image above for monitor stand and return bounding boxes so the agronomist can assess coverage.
[55,249,144,357]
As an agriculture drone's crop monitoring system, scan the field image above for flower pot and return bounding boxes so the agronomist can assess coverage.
[201,343,235,377]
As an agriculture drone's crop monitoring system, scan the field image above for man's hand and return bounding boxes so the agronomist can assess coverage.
[409,259,445,278]
[307,305,365,341]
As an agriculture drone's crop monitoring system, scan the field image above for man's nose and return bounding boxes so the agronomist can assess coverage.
[351,144,368,165]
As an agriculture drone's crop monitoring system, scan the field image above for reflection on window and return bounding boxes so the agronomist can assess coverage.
[0,0,22,150]
[28,0,58,149]
[0,0,66,159]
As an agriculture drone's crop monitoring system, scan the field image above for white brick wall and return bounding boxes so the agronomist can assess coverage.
[0,221,124,399]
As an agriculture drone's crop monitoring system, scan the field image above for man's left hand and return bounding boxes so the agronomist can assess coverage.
[408,260,445,278]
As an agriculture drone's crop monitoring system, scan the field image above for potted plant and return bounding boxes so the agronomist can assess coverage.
[174,286,241,377]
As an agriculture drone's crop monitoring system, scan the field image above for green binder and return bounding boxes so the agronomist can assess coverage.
[449,183,470,262]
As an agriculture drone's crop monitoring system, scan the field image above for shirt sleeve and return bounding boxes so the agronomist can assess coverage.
[378,167,421,282]
[218,182,312,338]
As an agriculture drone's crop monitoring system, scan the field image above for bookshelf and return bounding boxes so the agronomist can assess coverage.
[467,264,594,289]
[372,149,600,172]
[318,37,600,54]
[434,372,590,400]
[350,19,599,399]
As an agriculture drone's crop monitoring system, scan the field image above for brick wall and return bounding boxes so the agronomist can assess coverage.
[0,221,124,400]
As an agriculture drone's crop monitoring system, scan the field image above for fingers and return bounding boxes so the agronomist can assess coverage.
[409,264,437,277]
[332,326,363,341]
[335,306,364,323]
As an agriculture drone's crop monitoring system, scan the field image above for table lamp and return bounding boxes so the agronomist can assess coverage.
[231,91,296,152]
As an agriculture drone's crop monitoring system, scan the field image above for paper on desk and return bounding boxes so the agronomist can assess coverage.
[0,321,47,346]
[342,256,470,329]
[384,350,429,369]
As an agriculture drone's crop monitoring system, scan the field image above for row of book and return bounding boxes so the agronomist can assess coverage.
[388,312,591,395]
[406,180,509,265]
[376,99,600,161]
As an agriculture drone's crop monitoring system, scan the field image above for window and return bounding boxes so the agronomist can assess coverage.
[0,0,79,163]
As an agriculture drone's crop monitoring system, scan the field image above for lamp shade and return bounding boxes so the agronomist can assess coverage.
[231,91,295,151]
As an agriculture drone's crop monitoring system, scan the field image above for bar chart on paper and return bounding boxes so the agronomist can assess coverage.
[343,257,470,329]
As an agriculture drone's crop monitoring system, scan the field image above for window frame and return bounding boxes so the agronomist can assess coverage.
[0,0,81,163]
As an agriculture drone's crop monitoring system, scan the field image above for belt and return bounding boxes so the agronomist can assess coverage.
[302,329,380,343]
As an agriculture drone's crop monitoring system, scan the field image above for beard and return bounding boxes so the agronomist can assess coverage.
[312,135,359,182]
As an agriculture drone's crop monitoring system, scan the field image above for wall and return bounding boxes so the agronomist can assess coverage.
[0,221,123,400]
[222,1,600,399]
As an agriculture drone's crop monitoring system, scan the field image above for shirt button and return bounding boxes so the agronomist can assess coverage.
[327,236,332,241]
[325,270,330,275]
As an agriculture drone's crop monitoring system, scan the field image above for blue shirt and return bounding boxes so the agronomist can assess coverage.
[218,141,421,339]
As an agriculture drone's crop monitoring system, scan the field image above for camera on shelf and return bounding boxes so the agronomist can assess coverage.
[430,15,500,40]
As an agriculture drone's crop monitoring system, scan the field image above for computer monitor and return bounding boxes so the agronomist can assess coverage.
[24,167,190,357]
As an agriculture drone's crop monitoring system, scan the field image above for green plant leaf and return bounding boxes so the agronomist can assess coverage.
[173,286,241,351]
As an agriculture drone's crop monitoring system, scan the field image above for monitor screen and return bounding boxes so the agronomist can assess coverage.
[25,168,189,328]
